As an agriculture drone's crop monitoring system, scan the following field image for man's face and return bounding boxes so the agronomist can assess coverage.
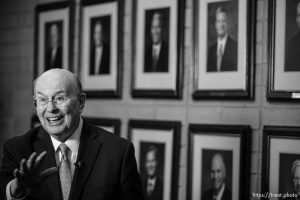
[293,166,300,195]
[151,16,162,44]
[93,23,103,47]
[296,3,300,28]
[210,155,226,191]
[215,11,228,38]
[35,72,83,141]
[145,150,158,177]
[50,24,59,49]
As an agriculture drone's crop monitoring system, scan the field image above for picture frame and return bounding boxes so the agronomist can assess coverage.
[267,0,300,101]
[84,117,121,136]
[131,0,185,98]
[187,124,251,200]
[193,0,256,99]
[128,120,181,200]
[31,115,41,128]
[80,0,123,98]
[34,1,73,78]
[262,126,300,198]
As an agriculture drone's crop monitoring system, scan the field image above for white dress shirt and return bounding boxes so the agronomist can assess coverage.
[152,43,161,61]
[213,183,225,200]
[94,46,103,75]
[6,117,83,200]
[217,34,228,55]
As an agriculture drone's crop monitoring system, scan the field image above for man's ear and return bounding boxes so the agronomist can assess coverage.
[78,93,86,112]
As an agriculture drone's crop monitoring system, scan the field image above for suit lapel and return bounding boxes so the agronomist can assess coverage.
[33,127,62,200]
[69,123,102,200]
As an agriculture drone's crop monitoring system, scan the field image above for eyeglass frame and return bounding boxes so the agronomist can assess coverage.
[33,93,83,109]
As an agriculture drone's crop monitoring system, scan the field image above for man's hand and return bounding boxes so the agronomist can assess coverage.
[10,151,58,198]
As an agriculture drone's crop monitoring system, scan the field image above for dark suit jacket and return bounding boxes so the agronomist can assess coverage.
[285,31,300,71]
[89,44,110,75]
[142,177,163,200]
[0,121,144,200]
[207,36,237,72]
[45,46,63,70]
[201,186,231,200]
[144,41,169,72]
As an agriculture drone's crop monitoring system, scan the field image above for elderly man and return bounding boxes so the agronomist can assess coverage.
[45,23,62,70]
[202,153,231,200]
[144,12,169,72]
[207,7,237,72]
[0,69,144,200]
[285,1,300,71]
[142,145,163,200]
[90,20,110,75]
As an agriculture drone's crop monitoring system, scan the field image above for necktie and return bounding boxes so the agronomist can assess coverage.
[59,143,72,200]
[147,179,154,196]
[217,43,223,71]
[152,46,159,71]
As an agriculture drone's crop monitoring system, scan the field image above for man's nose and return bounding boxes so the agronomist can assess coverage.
[46,100,58,112]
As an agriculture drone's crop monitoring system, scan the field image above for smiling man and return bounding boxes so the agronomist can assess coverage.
[0,69,144,200]
[202,153,231,200]
[207,6,237,72]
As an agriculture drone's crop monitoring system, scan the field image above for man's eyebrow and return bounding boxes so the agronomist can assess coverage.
[36,91,67,96]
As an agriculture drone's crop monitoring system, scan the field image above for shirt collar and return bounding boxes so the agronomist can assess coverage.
[50,117,83,154]
[218,34,228,46]
[213,183,225,200]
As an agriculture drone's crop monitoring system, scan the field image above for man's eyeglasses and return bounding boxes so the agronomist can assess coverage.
[33,94,81,109]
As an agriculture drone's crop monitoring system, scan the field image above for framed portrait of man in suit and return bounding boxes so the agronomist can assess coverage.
[80,0,123,98]
[34,1,73,77]
[128,120,181,200]
[187,124,251,200]
[268,0,300,101]
[84,117,121,136]
[262,126,300,199]
[193,0,255,99]
[132,0,184,98]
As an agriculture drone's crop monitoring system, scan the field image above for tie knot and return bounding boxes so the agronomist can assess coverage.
[59,143,70,155]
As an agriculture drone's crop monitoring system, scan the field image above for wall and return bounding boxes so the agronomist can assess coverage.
[0,0,300,199]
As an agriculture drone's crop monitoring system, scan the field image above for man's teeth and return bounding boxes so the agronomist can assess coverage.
[48,117,62,121]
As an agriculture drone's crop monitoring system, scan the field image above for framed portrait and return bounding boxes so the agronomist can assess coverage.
[34,1,73,77]
[187,124,251,200]
[131,0,185,98]
[193,0,256,99]
[262,126,300,198]
[128,120,181,200]
[80,0,123,98]
[84,117,121,136]
[31,115,41,128]
[268,0,300,101]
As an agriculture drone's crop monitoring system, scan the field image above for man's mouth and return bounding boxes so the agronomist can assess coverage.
[47,116,64,124]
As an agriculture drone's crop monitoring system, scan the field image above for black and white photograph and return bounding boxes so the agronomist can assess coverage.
[89,16,111,75]
[201,149,233,200]
[187,124,251,200]
[81,0,122,97]
[268,0,300,100]
[278,153,300,197]
[44,21,63,70]
[139,142,165,200]
[262,126,300,198]
[193,0,255,99]
[144,8,169,73]
[2,0,300,200]
[128,120,181,200]
[132,0,184,98]
[35,1,72,77]
[206,2,238,73]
